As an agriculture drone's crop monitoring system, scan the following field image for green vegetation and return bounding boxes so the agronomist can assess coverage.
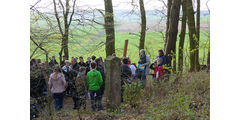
[31,30,209,72]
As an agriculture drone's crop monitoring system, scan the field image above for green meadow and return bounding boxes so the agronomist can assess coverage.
[31,29,209,71]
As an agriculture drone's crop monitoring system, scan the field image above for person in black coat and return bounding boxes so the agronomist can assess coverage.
[120,58,132,102]
[78,56,87,67]
[60,56,67,67]
[96,58,105,96]
[49,56,58,68]
[69,58,80,109]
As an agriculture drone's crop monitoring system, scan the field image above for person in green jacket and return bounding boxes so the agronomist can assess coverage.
[87,62,103,111]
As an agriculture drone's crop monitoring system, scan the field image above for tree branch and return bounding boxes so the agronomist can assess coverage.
[53,0,64,36]
[68,0,77,26]
[30,36,47,54]
[59,0,66,16]
[30,0,41,10]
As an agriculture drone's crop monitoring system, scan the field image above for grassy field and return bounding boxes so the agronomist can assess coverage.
[31,30,209,71]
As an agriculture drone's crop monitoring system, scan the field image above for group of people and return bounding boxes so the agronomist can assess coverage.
[30,49,167,112]
[48,56,105,111]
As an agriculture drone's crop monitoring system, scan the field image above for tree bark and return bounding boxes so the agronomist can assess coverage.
[164,0,172,50]
[185,0,198,72]
[195,0,200,71]
[164,0,181,70]
[139,0,146,51]
[178,0,187,72]
[104,0,115,57]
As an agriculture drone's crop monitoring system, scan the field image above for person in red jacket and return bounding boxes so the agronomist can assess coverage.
[155,58,165,81]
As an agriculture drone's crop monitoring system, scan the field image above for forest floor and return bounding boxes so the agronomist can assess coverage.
[35,71,210,120]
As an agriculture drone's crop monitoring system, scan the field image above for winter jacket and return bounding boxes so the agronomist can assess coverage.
[121,65,132,84]
[48,73,67,93]
[153,65,165,80]
[49,60,58,68]
[156,55,167,65]
[86,69,103,91]
[138,55,151,75]
[73,72,88,98]
[97,65,105,91]
[79,62,87,67]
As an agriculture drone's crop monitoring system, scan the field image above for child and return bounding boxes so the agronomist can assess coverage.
[155,58,165,81]
[75,67,88,110]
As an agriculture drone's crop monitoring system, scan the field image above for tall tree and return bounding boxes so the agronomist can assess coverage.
[139,0,146,51]
[164,0,181,69]
[164,0,172,50]
[53,0,76,62]
[185,0,198,72]
[195,0,201,71]
[104,0,115,57]
[178,0,187,72]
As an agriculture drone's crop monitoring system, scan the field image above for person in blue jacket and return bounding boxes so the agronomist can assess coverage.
[156,49,167,65]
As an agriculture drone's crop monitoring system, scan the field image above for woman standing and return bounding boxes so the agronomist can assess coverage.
[48,65,67,111]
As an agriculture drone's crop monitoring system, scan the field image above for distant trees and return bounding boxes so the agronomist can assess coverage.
[164,0,181,70]
[104,0,116,57]
[53,0,77,62]
[139,0,146,52]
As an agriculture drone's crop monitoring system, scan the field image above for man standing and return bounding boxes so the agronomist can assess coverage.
[69,58,80,109]
[49,56,58,68]
[138,49,151,88]
[60,56,67,67]
[121,58,132,102]
[78,56,87,67]
[95,58,105,97]
[62,60,71,95]
[87,62,103,111]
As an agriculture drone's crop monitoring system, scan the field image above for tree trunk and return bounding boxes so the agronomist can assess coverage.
[139,0,146,51]
[185,0,198,72]
[178,0,187,72]
[164,0,181,69]
[164,0,172,50]
[207,46,210,70]
[104,0,115,57]
[195,0,200,71]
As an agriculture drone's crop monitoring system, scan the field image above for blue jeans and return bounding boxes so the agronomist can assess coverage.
[89,89,103,111]
[53,92,65,111]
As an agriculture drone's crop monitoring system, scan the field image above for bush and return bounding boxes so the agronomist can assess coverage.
[123,82,143,108]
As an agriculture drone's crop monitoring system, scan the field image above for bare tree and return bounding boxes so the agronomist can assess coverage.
[139,0,146,51]
[104,0,115,57]
[53,0,77,62]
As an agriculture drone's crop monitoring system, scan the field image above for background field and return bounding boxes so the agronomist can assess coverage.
[30,10,209,72]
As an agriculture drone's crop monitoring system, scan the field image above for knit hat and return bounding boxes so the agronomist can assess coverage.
[140,49,145,53]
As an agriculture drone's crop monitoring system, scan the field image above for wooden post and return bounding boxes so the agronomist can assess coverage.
[123,39,128,57]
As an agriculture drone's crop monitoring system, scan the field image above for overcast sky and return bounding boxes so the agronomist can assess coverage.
[31,0,210,12]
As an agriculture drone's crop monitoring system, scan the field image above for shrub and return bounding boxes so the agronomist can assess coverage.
[123,82,143,108]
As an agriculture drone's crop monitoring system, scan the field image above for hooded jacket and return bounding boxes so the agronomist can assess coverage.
[48,73,67,93]
[86,69,103,91]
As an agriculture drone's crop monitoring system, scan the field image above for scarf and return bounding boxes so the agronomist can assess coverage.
[139,54,146,64]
